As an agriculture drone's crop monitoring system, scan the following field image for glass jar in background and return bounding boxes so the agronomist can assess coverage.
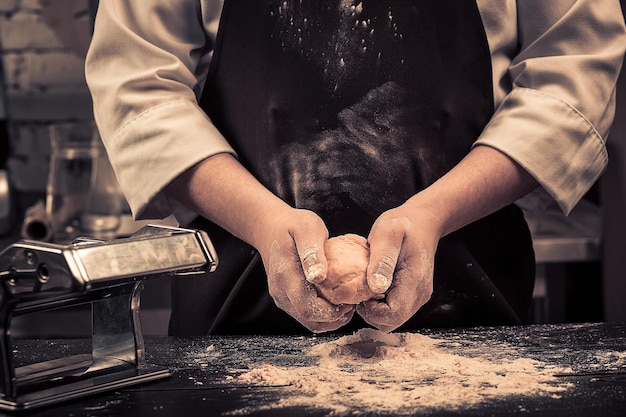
[47,122,98,243]
[46,121,123,242]
[80,131,123,238]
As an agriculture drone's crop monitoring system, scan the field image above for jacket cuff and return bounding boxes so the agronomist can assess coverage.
[474,87,608,215]
[105,99,236,219]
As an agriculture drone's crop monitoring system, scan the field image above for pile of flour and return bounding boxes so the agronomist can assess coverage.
[228,328,571,415]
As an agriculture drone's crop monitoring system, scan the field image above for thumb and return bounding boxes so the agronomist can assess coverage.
[291,212,329,284]
[366,227,402,294]
[299,244,327,284]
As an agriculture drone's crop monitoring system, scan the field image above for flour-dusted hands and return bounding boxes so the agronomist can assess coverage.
[261,208,355,332]
[357,201,439,332]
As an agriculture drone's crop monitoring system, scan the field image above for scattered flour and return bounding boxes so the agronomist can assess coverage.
[229,328,572,415]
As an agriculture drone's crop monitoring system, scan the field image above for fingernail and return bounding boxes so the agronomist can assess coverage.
[306,263,325,283]
[302,246,325,283]
[372,272,391,293]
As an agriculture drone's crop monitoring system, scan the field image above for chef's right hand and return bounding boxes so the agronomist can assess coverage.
[260,208,355,333]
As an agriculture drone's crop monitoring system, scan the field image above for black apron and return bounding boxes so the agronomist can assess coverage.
[170,0,535,335]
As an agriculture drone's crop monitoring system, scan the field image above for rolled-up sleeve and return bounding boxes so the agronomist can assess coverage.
[475,0,626,214]
[85,0,233,220]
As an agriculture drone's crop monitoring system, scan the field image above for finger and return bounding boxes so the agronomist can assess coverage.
[358,265,433,331]
[299,245,327,284]
[286,270,355,323]
[292,213,329,284]
[366,221,404,294]
[281,291,355,333]
[368,253,397,294]
[357,298,404,333]
[268,240,354,328]
[306,307,356,333]
[357,269,409,332]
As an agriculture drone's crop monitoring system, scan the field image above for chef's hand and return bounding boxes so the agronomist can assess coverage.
[357,201,438,332]
[261,208,355,333]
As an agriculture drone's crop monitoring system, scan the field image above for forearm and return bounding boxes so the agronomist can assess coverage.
[165,153,292,251]
[408,145,538,238]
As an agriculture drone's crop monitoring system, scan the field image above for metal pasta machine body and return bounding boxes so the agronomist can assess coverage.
[0,225,217,411]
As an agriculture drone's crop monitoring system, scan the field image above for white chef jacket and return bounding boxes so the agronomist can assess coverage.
[85,0,626,222]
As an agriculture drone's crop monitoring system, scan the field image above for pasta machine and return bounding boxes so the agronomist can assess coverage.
[0,224,217,411]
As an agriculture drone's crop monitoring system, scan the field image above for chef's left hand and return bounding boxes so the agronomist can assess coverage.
[357,200,439,332]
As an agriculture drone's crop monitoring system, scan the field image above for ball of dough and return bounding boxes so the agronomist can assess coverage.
[315,234,377,305]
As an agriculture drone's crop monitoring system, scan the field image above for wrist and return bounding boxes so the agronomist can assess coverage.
[248,199,295,251]
[402,193,449,239]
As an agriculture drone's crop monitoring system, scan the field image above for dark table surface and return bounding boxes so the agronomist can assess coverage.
[4,322,626,417]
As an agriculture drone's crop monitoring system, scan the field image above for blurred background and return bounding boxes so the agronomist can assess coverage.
[0,0,625,338]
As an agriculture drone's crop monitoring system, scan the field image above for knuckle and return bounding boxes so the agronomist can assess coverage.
[377,255,396,275]
[295,209,323,229]
[301,247,326,283]
[377,212,412,231]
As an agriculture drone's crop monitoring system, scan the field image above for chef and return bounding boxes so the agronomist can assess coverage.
[85,0,626,335]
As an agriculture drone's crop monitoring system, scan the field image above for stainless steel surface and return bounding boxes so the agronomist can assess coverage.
[0,224,217,302]
[0,224,218,411]
[524,199,602,263]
